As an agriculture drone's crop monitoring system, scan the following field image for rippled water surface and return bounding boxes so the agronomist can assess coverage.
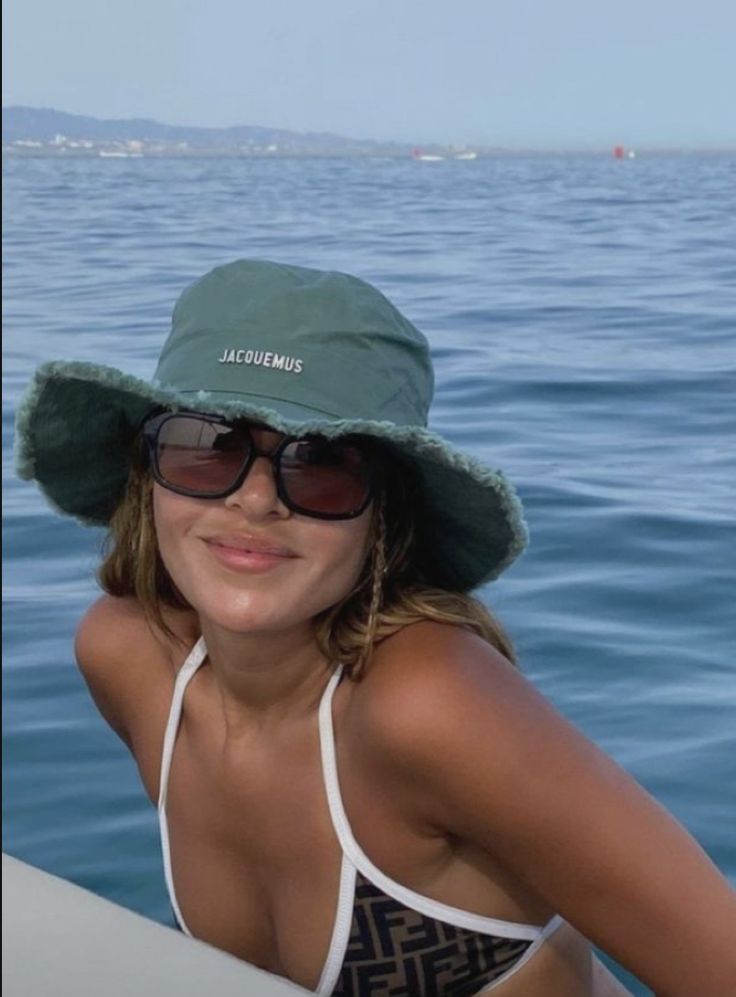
[3,154,735,994]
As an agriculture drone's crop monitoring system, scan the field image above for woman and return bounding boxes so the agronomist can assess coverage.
[16,259,736,996]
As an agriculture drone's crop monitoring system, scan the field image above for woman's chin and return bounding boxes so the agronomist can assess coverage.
[193,594,315,638]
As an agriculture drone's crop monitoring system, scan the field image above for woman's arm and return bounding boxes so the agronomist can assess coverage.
[360,623,736,997]
[75,596,143,749]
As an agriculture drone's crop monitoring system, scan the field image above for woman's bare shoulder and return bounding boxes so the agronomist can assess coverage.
[368,617,526,687]
[75,595,199,674]
[346,620,549,808]
[355,620,539,747]
[74,595,199,748]
[76,595,197,661]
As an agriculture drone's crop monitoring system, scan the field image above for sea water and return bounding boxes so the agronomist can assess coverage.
[3,153,735,994]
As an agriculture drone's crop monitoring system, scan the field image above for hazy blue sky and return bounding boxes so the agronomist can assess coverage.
[3,0,735,148]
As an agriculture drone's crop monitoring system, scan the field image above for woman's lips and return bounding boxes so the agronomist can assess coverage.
[203,535,297,572]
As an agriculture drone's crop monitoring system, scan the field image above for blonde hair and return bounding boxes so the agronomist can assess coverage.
[99,455,518,675]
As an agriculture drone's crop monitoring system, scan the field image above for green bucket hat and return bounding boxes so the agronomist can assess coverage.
[15,259,528,591]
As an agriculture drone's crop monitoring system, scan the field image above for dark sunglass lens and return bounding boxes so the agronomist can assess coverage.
[156,417,250,494]
[280,438,372,515]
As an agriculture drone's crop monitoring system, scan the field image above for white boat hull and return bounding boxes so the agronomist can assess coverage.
[2,854,306,997]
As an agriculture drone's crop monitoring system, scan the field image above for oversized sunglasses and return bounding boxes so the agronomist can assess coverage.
[141,412,377,520]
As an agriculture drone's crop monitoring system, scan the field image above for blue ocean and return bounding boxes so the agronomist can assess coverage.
[3,154,735,995]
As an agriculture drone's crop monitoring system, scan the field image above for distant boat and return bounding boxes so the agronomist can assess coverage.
[412,148,445,162]
[99,151,143,158]
[411,148,477,161]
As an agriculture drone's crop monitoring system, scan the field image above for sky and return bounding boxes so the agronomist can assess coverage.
[3,0,735,149]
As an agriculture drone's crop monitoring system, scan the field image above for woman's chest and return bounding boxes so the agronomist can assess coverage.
[164,723,344,989]
[134,668,570,995]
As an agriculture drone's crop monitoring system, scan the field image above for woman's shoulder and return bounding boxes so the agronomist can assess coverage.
[349,620,601,820]
[347,621,552,787]
[356,620,536,739]
[75,595,199,671]
[74,595,199,748]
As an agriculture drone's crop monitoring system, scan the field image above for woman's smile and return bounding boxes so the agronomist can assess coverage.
[202,533,299,573]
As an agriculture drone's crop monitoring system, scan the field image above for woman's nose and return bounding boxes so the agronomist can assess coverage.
[223,456,289,519]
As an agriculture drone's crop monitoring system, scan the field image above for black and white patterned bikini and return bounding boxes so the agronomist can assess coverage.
[158,638,563,996]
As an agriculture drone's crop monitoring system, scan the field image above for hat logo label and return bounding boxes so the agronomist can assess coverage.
[218,348,303,374]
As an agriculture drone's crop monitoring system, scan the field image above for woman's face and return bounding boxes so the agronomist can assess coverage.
[152,427,374,636]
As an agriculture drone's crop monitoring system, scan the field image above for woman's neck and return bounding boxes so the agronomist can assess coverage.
[197,619,334,735]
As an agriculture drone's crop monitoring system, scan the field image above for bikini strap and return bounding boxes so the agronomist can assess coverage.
[157,636,208,811]
[317,663,543,940]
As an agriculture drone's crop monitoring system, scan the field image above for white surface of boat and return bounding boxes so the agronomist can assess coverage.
[2,854,306,997]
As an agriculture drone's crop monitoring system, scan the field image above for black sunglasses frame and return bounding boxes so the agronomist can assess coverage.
[141,411,377,521]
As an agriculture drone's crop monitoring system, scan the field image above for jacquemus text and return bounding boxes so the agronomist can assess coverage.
[217,349,303,373]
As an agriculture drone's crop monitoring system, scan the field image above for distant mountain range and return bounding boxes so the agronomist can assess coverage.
[2,106,431,157]
[7,106,725,158]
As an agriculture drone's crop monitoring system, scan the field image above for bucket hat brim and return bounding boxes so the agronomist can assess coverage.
[15,360,529,591]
